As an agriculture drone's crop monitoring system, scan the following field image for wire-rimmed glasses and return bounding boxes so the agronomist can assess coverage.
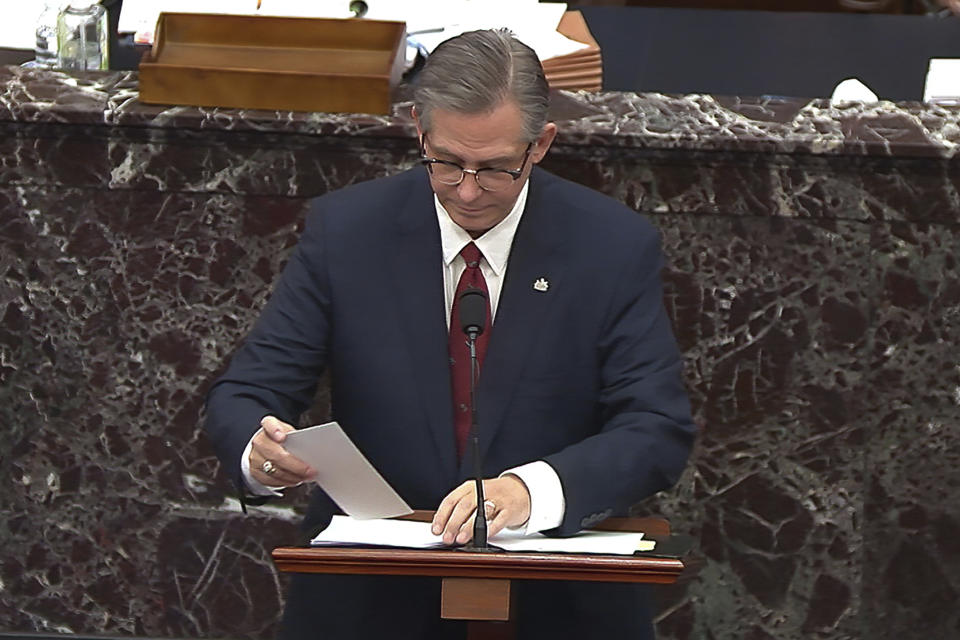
[419,133,532,192]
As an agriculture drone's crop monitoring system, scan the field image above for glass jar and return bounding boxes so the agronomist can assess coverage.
[33,2,63,68]
[57,2,109,71]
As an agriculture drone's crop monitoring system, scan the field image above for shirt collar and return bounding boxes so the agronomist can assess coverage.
[435,179,529,277]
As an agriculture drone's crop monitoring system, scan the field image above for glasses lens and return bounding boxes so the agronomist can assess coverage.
[476,170,515,192]
[429,162,463,185]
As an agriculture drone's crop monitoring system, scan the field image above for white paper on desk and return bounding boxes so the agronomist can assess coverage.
[312,516,654,555]
[493,529,653,554]
[312,515,445,548]
[283,422,412,520]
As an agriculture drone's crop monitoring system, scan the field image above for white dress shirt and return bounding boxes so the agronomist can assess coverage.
[241,179,566,534]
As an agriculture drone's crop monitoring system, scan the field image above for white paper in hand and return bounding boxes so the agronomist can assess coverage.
[282,422,413,520]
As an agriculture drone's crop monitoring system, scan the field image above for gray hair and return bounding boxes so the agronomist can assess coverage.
[413,29,549,142]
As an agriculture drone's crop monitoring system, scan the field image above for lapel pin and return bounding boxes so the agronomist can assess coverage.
[533,278,549,292]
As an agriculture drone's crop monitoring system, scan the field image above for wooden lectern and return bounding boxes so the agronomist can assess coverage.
[272,511,696,639]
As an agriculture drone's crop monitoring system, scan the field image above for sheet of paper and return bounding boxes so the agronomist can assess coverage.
[283,422,412,520]
[492,529,652,555]
[312,515,445,547]
[311,516,655,554]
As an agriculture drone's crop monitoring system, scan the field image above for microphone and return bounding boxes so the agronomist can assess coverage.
[458,288,487,338]
[457,288,494,551]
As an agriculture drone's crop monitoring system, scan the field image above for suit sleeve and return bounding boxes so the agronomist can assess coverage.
[204,205,332,490]
[543,226,695,535]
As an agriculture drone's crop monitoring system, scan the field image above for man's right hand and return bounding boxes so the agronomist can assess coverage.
[249,416,316,488]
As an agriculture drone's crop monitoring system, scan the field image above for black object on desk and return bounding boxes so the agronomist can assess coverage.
[0,49,32,66]
[576,5,960,100]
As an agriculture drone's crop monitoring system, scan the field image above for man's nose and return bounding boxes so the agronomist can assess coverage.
[457,175,483,202]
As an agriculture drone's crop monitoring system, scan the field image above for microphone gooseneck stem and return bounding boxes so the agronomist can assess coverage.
[468,330,488,549]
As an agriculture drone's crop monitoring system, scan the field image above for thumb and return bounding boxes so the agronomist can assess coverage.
[261,415,293,442]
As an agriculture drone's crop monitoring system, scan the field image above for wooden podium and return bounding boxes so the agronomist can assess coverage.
[272,512,696,639]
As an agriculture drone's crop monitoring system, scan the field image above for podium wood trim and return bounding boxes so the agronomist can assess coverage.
[272,545,685,583]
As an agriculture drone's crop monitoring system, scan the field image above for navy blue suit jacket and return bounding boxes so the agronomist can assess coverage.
[205,166,695,638]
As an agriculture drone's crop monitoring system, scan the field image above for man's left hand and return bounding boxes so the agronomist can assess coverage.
[432,475,532,545]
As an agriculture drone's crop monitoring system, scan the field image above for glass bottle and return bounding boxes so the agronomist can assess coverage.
[33,1,62,68]
[57,2,109,71]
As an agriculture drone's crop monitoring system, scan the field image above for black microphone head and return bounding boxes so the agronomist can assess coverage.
[458,288,487,336]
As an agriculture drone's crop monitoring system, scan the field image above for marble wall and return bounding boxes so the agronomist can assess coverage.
[1,66,958,639]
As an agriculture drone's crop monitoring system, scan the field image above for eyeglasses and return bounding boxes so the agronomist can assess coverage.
[419,133,532,192]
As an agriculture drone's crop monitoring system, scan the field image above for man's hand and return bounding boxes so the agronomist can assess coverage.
[249,416,316,488]
[431,475,532,545]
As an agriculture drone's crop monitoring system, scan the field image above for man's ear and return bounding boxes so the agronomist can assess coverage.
[531,122,558,164]
[411,105,423,138]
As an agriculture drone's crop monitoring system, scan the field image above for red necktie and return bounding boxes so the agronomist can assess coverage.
[449,243,492,459]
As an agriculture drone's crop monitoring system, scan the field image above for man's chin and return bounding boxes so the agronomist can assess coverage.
[451,209,491,232]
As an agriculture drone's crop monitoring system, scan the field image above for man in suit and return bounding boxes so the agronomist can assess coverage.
[205,28,695,639]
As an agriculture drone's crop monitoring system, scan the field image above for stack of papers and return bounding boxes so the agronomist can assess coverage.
[119,0,602,91]
[313,516,656,555]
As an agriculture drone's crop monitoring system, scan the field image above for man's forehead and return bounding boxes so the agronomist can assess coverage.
[423,103,529,162]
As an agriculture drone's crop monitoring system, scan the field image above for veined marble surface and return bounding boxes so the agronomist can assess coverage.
[3,66,960,159]
[1,66,958,640]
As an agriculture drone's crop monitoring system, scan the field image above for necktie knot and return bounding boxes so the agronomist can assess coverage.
[460,243,482,269]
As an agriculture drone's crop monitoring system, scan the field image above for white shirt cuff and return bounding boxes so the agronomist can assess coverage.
[500,460,565,534]
[240,428,284,497]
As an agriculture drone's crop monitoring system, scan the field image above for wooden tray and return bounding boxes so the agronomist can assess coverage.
[543,10,603,91]
[139,13,406,114]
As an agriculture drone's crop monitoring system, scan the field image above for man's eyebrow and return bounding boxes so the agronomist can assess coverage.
[428,143,519,168]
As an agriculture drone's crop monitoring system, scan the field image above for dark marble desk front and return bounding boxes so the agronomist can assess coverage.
[1,66,958,640]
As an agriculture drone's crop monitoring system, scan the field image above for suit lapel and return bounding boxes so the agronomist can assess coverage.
[467,171,569,470]
[390,171,458,482]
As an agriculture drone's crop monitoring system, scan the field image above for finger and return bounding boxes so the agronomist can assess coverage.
[253,428,316,480]
[483,499,497,520]
[251,442,315,484]
[256,455,314,485]
[455,514,475,545]
[261,416,295,443]
[252,465,303,488]
[250,448,311,485]
[465,501,500,542]
[432,481,472,535]
[486,509,513,539]
[442,493,479,545]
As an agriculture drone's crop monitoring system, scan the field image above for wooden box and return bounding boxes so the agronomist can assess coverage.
[139,13,407,114]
